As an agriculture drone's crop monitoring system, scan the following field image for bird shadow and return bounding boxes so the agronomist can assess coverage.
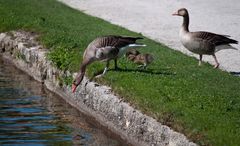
[89,67,175,82]
[230,72,240,76]
[109,67,175,76]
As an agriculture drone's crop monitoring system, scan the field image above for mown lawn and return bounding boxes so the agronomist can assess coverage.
[1,0,240,145]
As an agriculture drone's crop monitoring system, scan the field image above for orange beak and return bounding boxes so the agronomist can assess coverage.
[172,11,179,16]
[72,84,77,93]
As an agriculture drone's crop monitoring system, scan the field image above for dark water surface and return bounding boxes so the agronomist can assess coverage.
[0,58,127,146]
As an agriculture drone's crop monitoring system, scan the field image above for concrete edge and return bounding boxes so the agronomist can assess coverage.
[0,30,197,146]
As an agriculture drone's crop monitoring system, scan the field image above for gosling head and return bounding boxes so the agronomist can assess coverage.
[126,49,140,57]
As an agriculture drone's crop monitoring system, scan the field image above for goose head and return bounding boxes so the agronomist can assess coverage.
[72,73,84,93]
[172,8,189,17]
[173,8,190,31]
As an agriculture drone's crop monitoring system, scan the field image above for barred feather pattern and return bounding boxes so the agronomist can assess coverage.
[192,31,238,46]
[88,36,142,50]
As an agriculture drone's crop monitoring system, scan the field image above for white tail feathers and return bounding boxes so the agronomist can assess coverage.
[118,43,146,57]
[215,44,238,52]
[128,44,147,47]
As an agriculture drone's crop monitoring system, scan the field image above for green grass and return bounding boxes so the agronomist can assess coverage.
[1,0,240,145]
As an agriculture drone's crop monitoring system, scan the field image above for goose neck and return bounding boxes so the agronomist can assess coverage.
[182,15,189,32]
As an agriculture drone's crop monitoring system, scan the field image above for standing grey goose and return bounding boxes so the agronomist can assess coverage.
[72,35,146,92]
[172,8,238,68]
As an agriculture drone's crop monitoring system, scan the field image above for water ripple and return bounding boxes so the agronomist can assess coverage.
[0,59,125,146]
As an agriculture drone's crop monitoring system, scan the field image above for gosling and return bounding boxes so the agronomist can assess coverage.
[126,49,154,69]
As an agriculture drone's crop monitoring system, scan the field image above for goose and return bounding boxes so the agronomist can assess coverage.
[72,35,146,93]
[172,8,238,68]
[126,49,154,68]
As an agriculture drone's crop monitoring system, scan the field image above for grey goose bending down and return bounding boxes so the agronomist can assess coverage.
[72,35,146,93]
[172,8,238,68]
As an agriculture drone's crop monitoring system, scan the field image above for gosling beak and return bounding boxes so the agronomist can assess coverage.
[172,11,179,16]
[72,84,77,93]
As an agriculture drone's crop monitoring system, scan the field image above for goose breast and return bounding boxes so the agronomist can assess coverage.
[180,30,214,54]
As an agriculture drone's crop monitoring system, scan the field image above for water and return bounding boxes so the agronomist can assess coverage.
[0,58,128,146]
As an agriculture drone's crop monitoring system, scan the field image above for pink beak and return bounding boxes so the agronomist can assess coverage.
[172,12,179,16]
[72,84,77,93]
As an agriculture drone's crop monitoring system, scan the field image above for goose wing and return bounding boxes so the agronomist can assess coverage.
[90,35,143,49]
[87,35,143,59]
[192,31,238,46]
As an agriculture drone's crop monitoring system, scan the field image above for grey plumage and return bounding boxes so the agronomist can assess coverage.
[173,8,238,68]
[72,35,145,92]
[192,31,238,48]
[86,35,143,60]
[88,35,143,51]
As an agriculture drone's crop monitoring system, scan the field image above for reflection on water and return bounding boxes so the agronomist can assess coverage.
[0,58,126,146]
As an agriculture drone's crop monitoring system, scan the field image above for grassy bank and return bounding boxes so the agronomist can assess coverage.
[1,0,240,145]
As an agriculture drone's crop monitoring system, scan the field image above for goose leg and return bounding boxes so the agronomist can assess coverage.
[199,54,202,66]
[143,63,147,69]
[212,54,219,68]
[95,61,109,78]
[114,59,120,70]
[137,63,147,69]
[102,66,108,75]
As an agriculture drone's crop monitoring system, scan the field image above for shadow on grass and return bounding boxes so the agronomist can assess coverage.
[109,68,175,76]
[230,72,240,76]
[89,67,175,82]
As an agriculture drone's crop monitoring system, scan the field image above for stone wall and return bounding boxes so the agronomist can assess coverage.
[0,30,196,146]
